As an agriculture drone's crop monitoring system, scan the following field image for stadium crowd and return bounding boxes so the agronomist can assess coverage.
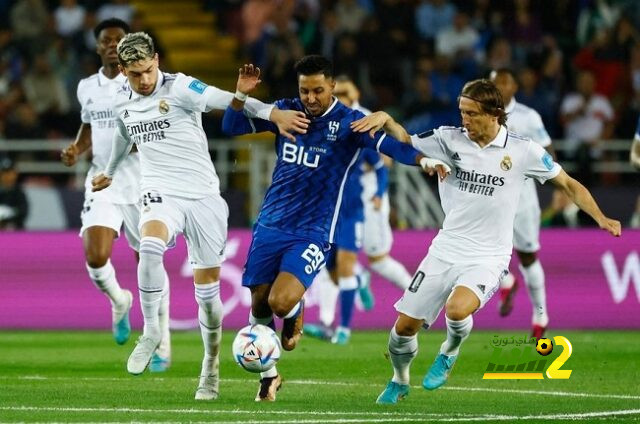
[0,0,638,228]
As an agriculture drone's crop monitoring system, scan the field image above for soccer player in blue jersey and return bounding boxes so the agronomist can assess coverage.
[222,57,450,401]
[305,148,387,345]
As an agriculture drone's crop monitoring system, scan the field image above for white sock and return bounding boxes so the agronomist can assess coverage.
[316,268,339,327]
[86,260,126,305]
[388,326,418,385]
[195,281,223,376]
[520,260,549,327]
[137,237,167,341]
[501,271,515,289]
[370,256,412,290]
[283,301,302,319]
[440,315,473,356]
[156,271,171,359]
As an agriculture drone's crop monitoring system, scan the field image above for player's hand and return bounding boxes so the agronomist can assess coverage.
[371,195,382,210]
[420,157,451,182]
[350,111,391,138]
[598,216,622,237]
[236,64,262,95]
[91,173,112,192]
[61,144,79,167]
[270,108,309,142]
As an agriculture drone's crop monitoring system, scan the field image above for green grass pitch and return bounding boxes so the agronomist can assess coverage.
[0,330,639,423]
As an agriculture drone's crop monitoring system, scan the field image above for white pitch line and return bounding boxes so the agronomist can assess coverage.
[1,406,640,423]
[6,375,640,401]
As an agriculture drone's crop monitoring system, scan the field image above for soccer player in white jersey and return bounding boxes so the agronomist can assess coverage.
[490,68,555,339]
[60,19,171,371]
[91,32,308,400]
[351,79,621,404]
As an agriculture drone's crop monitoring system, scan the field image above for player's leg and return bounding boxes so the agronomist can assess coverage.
[423,263,504,390]
[377,254,451,404]
[304,267,338,340]
[333,248,359,345]
[127,218,170,375]
[364,195,412,290]
[183,193,228,400]
[516,250,548,339]
[81,198,133,345]
[150,269,171,372]
[269,271,307,350]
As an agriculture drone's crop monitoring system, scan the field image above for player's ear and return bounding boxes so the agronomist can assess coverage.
[153,53,159,65]
[118,63,125,76]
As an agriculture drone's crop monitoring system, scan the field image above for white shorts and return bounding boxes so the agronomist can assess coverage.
[513,180,541,253]
[139,191,229,269]
[79,195,140,251]
[394,254,507,326]
[363,194,393,256]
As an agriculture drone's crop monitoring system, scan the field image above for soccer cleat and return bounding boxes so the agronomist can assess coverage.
[357,270,375,311]
[255,374,282,401]
[303,323,333,341]
[195,374,219,400]
[532,324,546,340]
[281,300,304,351]
[127,334,160,375]
[498,276,519,317]
[149,352,171,373]
[331,326,351,345]
[423,353,457,390]
[112,289,133,345]
[376,381,409,404]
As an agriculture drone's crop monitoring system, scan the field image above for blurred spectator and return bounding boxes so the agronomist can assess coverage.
[10,0,50,57]
[129,11,165,60]
[429,55,464,124]
[47,37,80,110]
[630,196,640,228]
[333,34,360,79]
[262,11,304,99]
[506,0,543,58]
[576,0,620,47]
[96,0,135,25]
[484,36,512,74]
[559,69,614,185]
[335,0,368,34]
[81,11,98,54]
[4,103,45,139]
[538,47,565,137]
[415,0,456,41]
[306,9,340,58]
[54,0,86,38]
[435,10,480,75]
[541,189,585,227]
[401,73,448,134]
[516,67,550,121]
[0,156,28,230]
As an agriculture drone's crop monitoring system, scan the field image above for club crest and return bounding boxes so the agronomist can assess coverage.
[500,155,512,171]
[159,99,170,115]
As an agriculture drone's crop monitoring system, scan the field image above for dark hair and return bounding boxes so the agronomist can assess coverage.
[294,55,334,78]
[335,74,353,83]
[491,67,517,80]
[459,79,507,126]
[94,18,130,40]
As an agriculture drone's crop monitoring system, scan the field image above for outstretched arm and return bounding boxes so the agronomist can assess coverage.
[550,169,621,236]
[351,111,410,142]
[61,123,92,166]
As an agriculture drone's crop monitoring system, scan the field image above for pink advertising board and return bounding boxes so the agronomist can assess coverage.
[0,230,638,329]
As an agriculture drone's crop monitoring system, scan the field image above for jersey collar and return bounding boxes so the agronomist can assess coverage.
[505,97,516,114]
[319,97,339,118]
[97,67,126,86]
[464,125,508,149]
[150,69,164,96]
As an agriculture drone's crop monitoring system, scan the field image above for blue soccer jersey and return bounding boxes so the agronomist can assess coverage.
[223,97,418,245]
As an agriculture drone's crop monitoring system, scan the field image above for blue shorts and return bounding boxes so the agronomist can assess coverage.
[334,213,363,253]
[242,224,331,289]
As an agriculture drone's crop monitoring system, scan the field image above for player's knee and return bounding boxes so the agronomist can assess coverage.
[138,237,167,282]
[445,303,471,321]
[85,247,110,268]
[267,293,294,318]
[517,251,537,267]
[394,321,418,337]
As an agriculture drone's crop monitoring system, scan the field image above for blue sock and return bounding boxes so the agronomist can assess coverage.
[339,288,357,328]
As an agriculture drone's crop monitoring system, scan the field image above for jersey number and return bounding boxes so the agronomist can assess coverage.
[301,244,325,274]
[143,192,163,206]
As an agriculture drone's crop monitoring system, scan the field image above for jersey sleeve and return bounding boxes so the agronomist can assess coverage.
[523,141,562,184]
[356,130,420,165]
[104,118,134,178]
[529,110,552,148]
[172,73,274,120]
[362,149,388,196]
[77,80,91,124]
[222,106,277,136]
[409,128,450,164]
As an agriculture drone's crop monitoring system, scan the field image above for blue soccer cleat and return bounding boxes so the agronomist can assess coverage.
[376,381,409,404]
[112,290,133,345]
[303,323,333,341]
[357,270,375,311]
[149,352,171,373]
[423,353,457,390]
[331,326,351,345]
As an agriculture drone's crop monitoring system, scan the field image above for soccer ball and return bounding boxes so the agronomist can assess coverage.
[232,324,281,373]
[536,338,553,356]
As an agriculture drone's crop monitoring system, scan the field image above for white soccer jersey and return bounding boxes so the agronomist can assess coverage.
[77,68,139,204]
[106,71,274,199]
[411,125,561,262]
